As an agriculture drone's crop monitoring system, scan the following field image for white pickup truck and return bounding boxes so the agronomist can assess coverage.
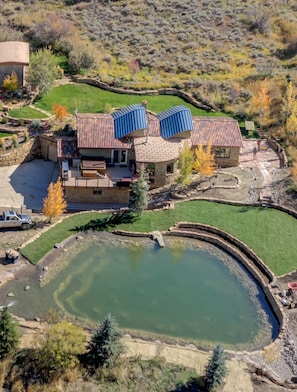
[0,210,32,230]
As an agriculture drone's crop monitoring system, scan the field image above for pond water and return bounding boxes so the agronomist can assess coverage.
[2,234,278,349]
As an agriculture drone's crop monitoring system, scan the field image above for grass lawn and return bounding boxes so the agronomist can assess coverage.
[21,212,109,265]
[32,83,227,116]
[8,106,49,119]
[0,132,12,138]
[21,201,297,276]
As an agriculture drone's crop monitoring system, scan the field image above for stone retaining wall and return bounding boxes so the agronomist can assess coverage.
[173,222,275,282]
[0,137,41,166]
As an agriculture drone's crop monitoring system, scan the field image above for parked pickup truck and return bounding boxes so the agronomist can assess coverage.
[0,210,32,230]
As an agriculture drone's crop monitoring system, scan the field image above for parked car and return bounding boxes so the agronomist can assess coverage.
[0,210,32,230]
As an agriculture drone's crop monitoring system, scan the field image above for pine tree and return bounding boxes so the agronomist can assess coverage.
[176,141,194,189]
[204,344,227,391]
[193,141,216,177]
[42,178,67,222]
[87,313,125,369]
[0,307,19,359]
[128,164,149,213]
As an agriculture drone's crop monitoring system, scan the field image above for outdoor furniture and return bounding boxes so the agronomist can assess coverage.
[81,160,106,176]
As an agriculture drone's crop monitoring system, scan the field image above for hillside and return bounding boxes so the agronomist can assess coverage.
[1,1,297,127]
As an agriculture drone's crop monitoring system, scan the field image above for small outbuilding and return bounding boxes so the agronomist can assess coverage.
[0,41,30,87]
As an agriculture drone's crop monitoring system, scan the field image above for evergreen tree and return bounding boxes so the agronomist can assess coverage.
[42,178,67,222]
[87,313,125,369]
[128,164,149,213]
[0,307,19,359]
[204,344,227,391]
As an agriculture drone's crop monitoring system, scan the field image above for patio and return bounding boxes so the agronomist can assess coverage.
[63,164,133,188]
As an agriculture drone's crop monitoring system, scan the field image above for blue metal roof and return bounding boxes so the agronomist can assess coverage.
[111,104,147,138]
[157,105,193,139]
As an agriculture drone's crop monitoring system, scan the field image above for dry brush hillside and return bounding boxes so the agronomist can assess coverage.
[1,0,297,121]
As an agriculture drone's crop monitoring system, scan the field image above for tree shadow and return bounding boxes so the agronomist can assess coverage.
[73,209,139,232]
[171,376,204,392]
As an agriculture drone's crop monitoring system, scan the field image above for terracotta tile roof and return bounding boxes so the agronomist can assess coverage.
[134,136,185,163]
[76,114,132,149]
[0,41,29,65]
[191,117,243,147]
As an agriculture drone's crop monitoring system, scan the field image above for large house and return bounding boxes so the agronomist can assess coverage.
[57,104,243,205]
[0,41,29,87]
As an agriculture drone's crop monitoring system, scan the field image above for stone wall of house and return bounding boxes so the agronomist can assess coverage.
[152,161,176,188]
[0,137,40,167]
[65,185,130,205]
[39,135,57,162]
[215,147,240,168]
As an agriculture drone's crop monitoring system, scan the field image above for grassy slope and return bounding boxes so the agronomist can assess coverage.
[8,106,49,119]
[33,83,227,115]
[22,202,297,276]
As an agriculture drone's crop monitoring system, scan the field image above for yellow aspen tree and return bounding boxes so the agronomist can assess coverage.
[2,71,19,92]
[42,178,67,222]
[193,141,216,176]
[252,79,272,125]
[176,141,194,189]
[282,81,297,138]
[291,159,297,186]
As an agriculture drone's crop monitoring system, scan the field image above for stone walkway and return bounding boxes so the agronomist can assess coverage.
[239,139,281,204]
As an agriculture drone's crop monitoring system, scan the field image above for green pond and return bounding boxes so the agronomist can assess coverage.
[2,234,278,348]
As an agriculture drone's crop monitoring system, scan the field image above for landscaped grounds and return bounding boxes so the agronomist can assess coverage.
[21,201,297,276]
[9,83,228,118]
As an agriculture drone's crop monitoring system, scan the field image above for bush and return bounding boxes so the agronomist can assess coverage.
[0,307,19,360]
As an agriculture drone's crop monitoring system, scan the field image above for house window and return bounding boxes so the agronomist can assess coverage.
[215,148,231,158]
[93,189,102,195]
[167,162,174,174]
[145,163,155,176]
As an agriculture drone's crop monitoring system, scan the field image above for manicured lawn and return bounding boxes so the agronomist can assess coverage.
[21,201,297,276]
[21,212,108,264]
[33,83,227,116]
[8,106,49,119]
[0,132,12,138]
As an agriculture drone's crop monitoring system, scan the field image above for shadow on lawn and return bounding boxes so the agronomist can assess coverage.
[73,209,139,232]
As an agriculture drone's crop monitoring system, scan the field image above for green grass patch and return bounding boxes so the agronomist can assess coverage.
[8,106,49,119]
[21,212,109,264]
[0,132,12,138]
[34,83,227,116]
[22,201,297,276]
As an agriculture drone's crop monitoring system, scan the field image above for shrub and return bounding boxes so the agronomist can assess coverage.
[12,134,18,148]
[0,307,19,360]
